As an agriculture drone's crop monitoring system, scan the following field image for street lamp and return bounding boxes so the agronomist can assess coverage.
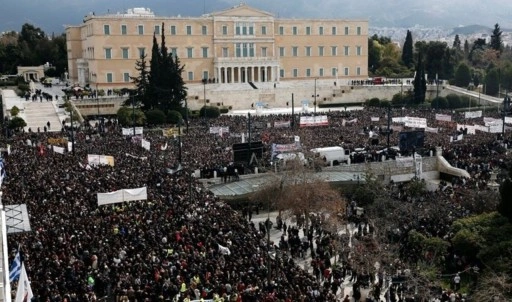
[131,94,137,136]
[202,78,208,119]
[312,78,319,115]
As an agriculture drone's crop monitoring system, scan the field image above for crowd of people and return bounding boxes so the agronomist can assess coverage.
[2,99,510,301]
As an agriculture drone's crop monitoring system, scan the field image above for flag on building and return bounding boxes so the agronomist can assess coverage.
[9,249,21,283]
[15,263,33,302]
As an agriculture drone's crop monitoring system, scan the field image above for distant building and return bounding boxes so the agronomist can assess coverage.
[65,3,368,89]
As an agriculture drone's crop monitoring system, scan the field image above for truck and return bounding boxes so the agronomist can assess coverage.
[310,146,350,165]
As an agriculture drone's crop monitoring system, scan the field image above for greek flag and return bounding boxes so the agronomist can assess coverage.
[9,249,21,283]
[0,157,6,186]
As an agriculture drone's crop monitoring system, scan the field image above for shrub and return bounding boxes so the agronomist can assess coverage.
[145,109,167,125]
[366,97,381,107]
[199,106,221,118]
[10,106,20,117]
[166,110,183,124]
[8,116,26,131]
[446,94,461,109]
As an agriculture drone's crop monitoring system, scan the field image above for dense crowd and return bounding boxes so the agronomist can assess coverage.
[2,102,510,301]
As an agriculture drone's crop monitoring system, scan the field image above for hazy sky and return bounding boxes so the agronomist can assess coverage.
[2,0,511,34]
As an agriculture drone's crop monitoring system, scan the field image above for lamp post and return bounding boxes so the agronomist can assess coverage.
[131,94,136,136]
[69,98,75,155]
[312,78,319,115]
[202,78,208,119]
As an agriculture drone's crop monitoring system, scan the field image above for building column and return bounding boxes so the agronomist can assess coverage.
[244,67,248,83]
[262,67,267,83]
[223,67,227,84]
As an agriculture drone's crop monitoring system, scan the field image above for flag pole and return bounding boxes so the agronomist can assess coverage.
[1,191,12,302]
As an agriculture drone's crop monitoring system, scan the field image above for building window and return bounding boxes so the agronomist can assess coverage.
[106,73,113,83]
[292,46,298,57]
[279,47,285,57]
[202,25,207,35]
[123,72,130,83]
[332,26,337,35]
[103,25,110,35]
[319,68,324,77]
[171,47,178,57]
[121,25,127,35]
[261,26,267,35]
[203,71,209,80]
[188,71,194,81]
[154,25,160,35]
[306,68,311,77]
[138,48,145,58]
[356,67,361,76]
[170,25,176,35]
[319,26,324,35]
[345,26,349,35]
[332,68,337,76]
[305,46,311,56]
[280,69,285,78]
[222,47,228,57]
[186,25,192,35]
[292,26,298,35]
[222,25,228,35]
[344,46,350,56]
[138,25,144,35]
[344,67,349,76]
[202,47,208,58]
[187,47,193,58]
[331,46,337,56]
[357,46,362,56]
[242,44,248,57]
[357,26,362,35]
[105,48,112,59]
[249,43,254,57]
[236,44,241,57]
[235,22,254,36]
[306,26,311,35]
[261,47,267,57]
[318,46,324,56]
[121,48,129,59]
[279,26,284,35]
[293,69,298,78]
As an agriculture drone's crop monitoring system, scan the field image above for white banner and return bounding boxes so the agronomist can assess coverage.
[392,117,406,123]
[404,116,427,128]
[370,117,380,122]
[435,114,452,122]
[126,153,148,160]
[97,187,147,206]
[52,145,65,154]
[88,154,115,166]
[68,141,73,152]
[505,117,512,124]
[274,121,291,128]
[300,115,329,127]
[141,139,150,151]
[474,125,489,133]
[464,110,482,119]
[209,126,230,134]
[489,125,502,133]
[425,127,439,133]
[122,127,144,136]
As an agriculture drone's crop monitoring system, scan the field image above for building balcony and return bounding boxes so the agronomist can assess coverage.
[213,56,279,66]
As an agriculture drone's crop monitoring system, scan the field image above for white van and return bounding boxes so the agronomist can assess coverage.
[310,146,350,165]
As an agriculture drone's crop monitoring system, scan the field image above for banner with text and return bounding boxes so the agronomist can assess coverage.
[464,110,482,119]
[209,126,230,135]
[274,121,291,128]
[87,154,115,167]
[404,116,427,128]
[435,114,452,122]
[300,115,329,127]
[97,187,147,206]
[122,127,143,136]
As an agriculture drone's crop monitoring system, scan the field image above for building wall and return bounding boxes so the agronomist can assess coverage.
[65,4,368,90]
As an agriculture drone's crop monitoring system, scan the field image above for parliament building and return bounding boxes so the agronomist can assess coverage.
[65,3,368,90]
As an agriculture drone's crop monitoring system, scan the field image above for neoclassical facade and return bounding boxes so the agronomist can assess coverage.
[65,3,368,89]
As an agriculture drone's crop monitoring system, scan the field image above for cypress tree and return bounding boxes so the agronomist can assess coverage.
[413,51,427,105]
[402,30,414,68]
